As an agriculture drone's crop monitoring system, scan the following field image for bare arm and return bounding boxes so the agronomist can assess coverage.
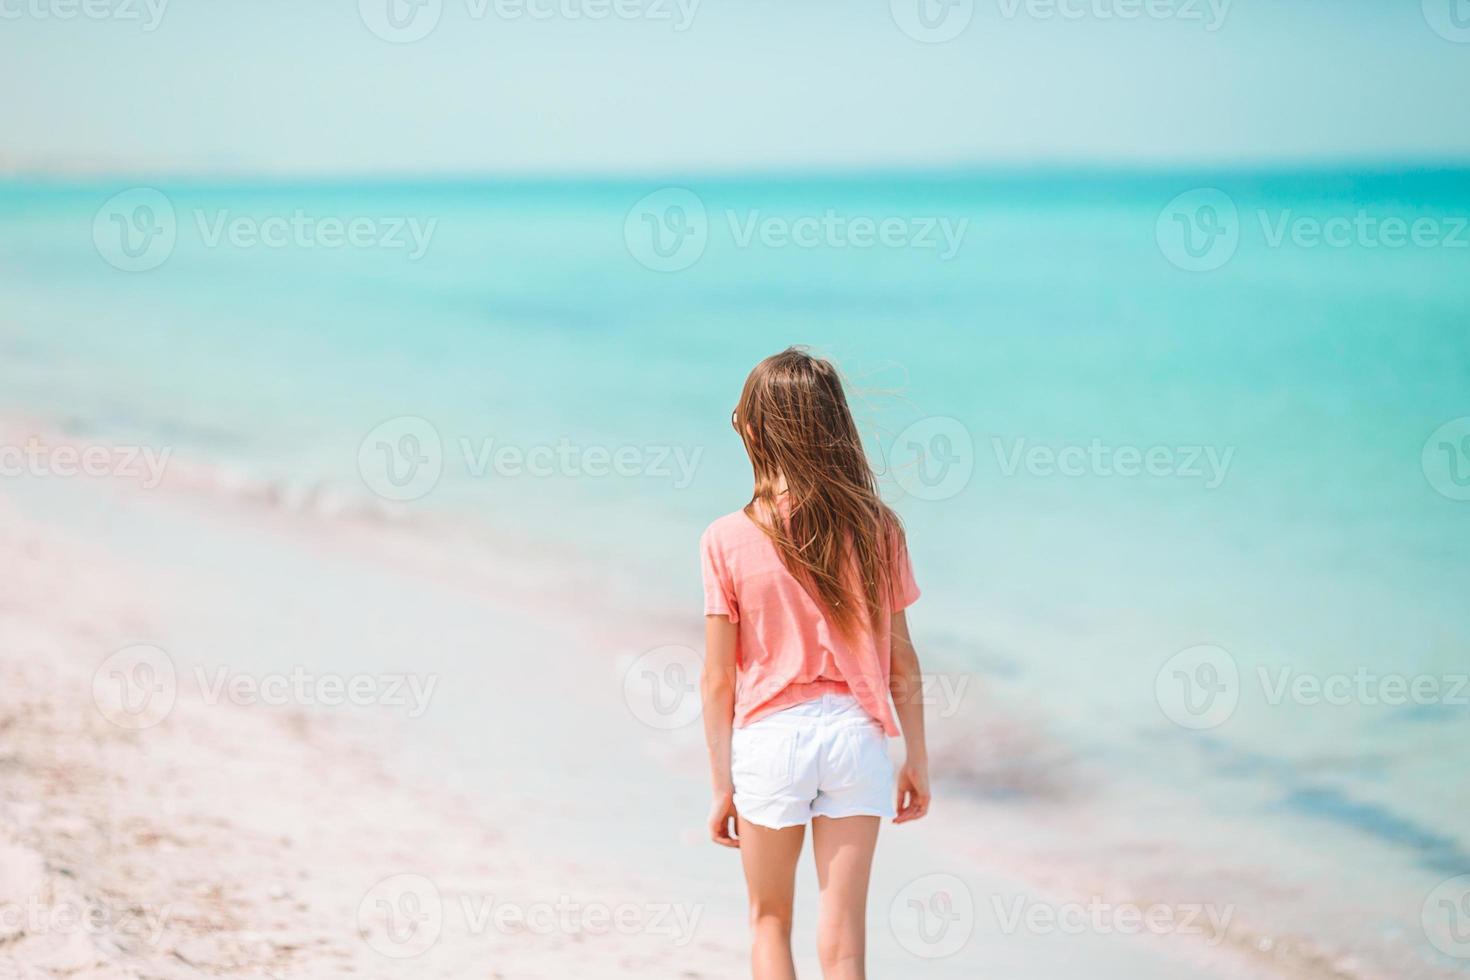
[889,610,931,823]
[701,614,740,847]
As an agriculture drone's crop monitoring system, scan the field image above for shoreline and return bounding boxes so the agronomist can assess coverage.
[0,431,1457,978]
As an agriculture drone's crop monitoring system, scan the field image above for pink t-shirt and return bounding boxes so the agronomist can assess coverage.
[700,509,920,736]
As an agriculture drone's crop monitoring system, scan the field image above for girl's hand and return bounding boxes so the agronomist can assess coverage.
[894,759,931,824]
[708,791,740,848]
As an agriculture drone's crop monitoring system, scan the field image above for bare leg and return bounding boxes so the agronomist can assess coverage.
[810,815,881,980]
[737,817,806,980]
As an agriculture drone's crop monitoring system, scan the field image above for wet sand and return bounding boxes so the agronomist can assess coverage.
[0,457,1402,979]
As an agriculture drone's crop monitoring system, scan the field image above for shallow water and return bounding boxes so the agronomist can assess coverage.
[2,170,1468,975]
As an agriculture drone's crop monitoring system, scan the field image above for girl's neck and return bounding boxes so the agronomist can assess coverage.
[747,475,789,526]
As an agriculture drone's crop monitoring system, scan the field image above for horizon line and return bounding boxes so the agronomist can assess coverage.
[4,157,1470,187]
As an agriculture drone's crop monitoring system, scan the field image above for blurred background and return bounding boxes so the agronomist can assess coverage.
[1,1,1468,978]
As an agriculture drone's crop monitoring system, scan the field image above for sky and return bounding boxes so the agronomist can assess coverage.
[3,0,1469,175]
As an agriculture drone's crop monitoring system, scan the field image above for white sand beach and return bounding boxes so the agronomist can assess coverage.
[0,444,1452,979]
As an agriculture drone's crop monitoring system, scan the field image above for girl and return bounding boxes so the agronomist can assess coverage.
[700,347,930,979]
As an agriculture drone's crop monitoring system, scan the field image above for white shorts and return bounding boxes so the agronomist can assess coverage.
[731,693,896,830]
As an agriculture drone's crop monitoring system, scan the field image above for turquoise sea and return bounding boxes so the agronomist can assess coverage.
[2,170,1468,974]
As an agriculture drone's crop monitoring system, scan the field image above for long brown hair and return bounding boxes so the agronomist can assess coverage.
[734,347,900,639]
